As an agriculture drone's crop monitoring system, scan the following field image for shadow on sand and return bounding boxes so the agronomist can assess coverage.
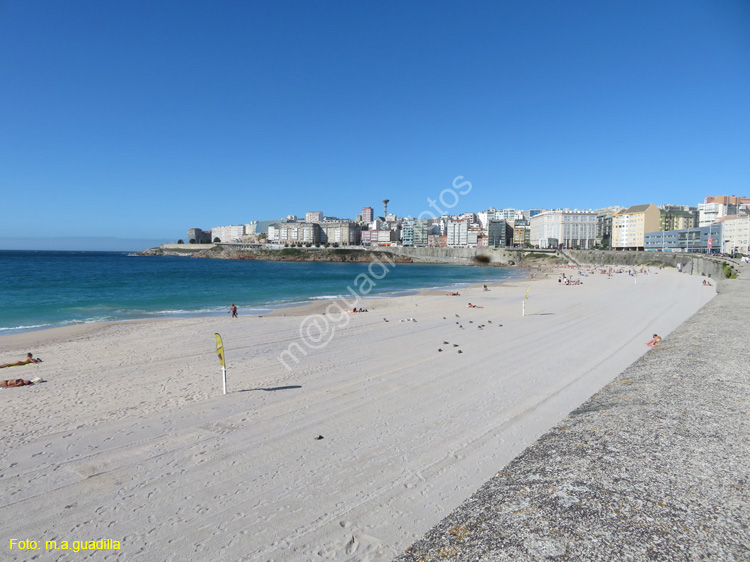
[239,385,302,392]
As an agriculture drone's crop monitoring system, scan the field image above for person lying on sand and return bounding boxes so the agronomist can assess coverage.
[466,303,484,308]
[0,353,41,369]
[646,334,662,347]
[1,378,38,388]
[446,292,461,296]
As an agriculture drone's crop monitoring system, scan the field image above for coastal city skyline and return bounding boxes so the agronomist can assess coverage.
[2,1,749,251]
[180,193,747,255]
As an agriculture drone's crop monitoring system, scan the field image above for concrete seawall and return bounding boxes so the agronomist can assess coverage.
[146,244,741,281]
[370,246,738,278]
[395,263,749,561]
[370,246,520,264]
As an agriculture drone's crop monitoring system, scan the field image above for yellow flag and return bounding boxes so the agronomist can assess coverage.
[525,286,530,301]
[215,333,226,367]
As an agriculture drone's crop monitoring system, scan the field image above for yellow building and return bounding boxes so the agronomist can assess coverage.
[612,204,661,251]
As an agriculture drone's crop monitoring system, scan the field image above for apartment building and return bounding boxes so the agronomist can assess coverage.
[717,215,750,254]
[530,209,597,249]
[305,211,324,223]
[660,205,698,231]
[611,204,661,251]
[361,229,397,246]
[319,221,361,245]
[446,219,470,246]
[402,219,431,246]
[512,219,530,247]
[698,203,731,227]
[467,225,483,246]
[594,207,622,247]
[211,225,246,243]
[705,195,747,207]
[486,219,512,247]
[274,222,321,245]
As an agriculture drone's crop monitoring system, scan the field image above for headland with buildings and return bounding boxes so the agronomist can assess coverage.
[155,195,749,260]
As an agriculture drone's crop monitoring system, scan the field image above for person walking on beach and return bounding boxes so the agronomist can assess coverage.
[229,304,238,318]
[0,353,39,369]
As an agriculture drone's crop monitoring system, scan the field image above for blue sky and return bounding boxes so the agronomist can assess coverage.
[1,0,748,250]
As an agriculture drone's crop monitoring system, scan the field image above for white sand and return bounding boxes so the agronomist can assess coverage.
[0,267,715,561]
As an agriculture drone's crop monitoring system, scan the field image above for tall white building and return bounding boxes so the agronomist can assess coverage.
[698,203,731,227]
[267,224,278,243]
[476,211,492,230]
[718,214,750,254]
[305,211,324,223]
[447,219,470,246]
[211,225,246,243]
[530,210,597,249]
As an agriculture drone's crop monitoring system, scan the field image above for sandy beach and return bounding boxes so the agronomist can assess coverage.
[0,267,715,561]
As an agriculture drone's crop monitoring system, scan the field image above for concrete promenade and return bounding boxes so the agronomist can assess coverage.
[396,264,749,561]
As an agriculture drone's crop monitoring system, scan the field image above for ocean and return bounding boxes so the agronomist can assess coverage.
[0,250,526,334]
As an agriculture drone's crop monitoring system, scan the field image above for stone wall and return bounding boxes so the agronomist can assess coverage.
[373,246,729,278]
[368,246,519,264]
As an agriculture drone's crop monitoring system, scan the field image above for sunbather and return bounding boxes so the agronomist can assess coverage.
[1,378,36,388]
[0,353,40,369]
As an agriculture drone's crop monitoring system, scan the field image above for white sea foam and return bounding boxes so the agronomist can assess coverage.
[0,323,54,333]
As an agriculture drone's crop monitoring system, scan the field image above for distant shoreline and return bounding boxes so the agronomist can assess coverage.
[137,243,558,267]
[2,249,733,338]
[0,278,521,345]
[0,254,528,337]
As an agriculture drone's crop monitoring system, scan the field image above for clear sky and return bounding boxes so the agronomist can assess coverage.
[1,0,749,250]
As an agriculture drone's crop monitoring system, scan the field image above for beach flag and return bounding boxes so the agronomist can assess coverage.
[215,333,227,394]
[215,333,226,367]
[523,286,530,317]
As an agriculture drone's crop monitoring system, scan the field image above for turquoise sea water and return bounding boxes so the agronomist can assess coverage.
[0,250,526,334]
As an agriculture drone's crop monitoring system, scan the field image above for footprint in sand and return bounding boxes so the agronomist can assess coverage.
[345,534,359,555]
